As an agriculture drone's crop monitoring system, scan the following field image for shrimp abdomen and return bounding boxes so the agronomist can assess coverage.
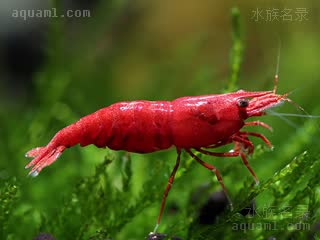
[93,101,173,153]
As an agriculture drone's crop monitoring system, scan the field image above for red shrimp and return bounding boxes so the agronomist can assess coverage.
[25,81,289,231]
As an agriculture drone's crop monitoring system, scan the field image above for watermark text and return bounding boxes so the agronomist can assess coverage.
[232,205,312,233]
[12,8,91,21]
[251,8,309,22]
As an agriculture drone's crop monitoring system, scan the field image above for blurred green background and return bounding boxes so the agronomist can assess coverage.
[0,0,320,239]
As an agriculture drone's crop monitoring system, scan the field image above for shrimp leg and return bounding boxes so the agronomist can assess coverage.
[154,148,181,233]
[186,149,233,209]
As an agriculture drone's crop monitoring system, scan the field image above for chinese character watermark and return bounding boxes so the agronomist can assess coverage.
[251,8,309,22]
[232,205,311,233]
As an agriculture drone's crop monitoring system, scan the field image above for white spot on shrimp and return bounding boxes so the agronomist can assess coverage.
[30,170,39,177]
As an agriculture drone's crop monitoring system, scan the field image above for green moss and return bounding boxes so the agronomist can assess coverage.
[0,179,19,239]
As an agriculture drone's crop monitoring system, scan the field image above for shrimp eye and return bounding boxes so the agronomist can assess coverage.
[238,99,249,108]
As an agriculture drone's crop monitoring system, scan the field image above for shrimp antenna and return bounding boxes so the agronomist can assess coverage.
[285,97,311,117]
[273,40,281,93]
[267,109,299,129]
[269,112,320,118]
[284,96,320,133]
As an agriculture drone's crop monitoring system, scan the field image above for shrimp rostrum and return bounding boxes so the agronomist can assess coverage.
[25,86,289,229]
